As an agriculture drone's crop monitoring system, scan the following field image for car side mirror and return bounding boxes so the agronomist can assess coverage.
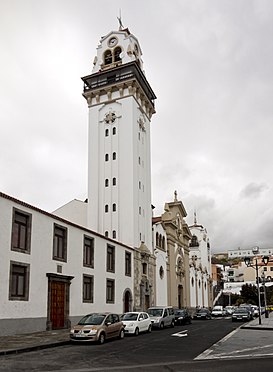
[106,322,111,326]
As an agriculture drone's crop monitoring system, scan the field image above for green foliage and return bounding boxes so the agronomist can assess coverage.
[240,283,258,305]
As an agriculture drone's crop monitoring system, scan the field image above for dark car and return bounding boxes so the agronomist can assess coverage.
[174,309,192,325]
[232,308,251,322]
[195,308,212,320]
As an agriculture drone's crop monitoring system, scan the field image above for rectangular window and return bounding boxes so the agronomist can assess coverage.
[9,261,30,301]
[107,244,115,272]
[83,274,94,303]
[83,236,94,268]
[11,209,32,253]
[53,224,67,262]
[125,251,131,276]
[106,279,115,303]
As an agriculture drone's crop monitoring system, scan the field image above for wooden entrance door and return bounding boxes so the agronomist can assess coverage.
[50,281,65,329]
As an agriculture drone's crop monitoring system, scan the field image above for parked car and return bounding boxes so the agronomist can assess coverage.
[232,308,251,322]
[251,305,259,317]
[239,304,254,319]
[211,305,225,317]
[195,308,212,320]
[174,309,192,325]
[121,312,152,335]
[224,306,235,315]
[70,313,125,344]
[147,306,175,329]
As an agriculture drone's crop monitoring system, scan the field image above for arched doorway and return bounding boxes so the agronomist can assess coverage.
[178,285,183,308]
[123,289,132,313]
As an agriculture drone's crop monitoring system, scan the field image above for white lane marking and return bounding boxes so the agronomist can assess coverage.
[172,329,188,337]
[206,352,273,360]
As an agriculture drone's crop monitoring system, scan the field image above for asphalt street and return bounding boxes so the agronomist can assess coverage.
[0,316,272,371]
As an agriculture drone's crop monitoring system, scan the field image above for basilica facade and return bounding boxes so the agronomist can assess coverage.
[0,24,212,336]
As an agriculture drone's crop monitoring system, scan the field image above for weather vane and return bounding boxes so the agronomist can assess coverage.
[117,9,124,30]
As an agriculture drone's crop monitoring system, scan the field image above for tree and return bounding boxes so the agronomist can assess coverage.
[240,283,258,305]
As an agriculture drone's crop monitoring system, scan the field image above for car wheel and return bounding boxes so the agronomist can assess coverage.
[98,333,105,344]
[119,329,125,339]
[147,324,152,333]
[171,320,175,328]
[134,327,139,336]
[160,322,164,329]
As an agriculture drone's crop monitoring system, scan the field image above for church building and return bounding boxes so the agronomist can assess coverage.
[0,22,205,336]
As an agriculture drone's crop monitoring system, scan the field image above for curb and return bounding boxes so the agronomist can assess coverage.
[0,340,71,356]
[240,325,273,331]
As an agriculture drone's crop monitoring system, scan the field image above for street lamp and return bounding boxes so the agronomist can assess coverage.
[244,255,262,325]
[262,256,273,266]
[260,271,268,318]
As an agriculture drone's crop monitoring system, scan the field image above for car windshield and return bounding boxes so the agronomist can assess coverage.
[198,309,208,313]
[175,310,185,315]
[234,309,248,314]
[78,314,105,325]
[148,308,163,317]
[122,313,138,321]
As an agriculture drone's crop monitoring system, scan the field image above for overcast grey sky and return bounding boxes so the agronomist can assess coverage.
[1,0,273,252]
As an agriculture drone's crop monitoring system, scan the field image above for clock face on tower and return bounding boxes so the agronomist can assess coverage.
[108,37,118,47]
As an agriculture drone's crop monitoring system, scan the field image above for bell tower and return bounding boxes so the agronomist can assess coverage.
[82,25,156,251]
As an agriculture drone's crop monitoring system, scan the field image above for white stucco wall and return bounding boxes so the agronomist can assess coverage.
[0,193,134,333]
[152,222,168,306]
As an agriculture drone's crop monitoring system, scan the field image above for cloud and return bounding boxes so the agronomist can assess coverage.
[240,182,269,199]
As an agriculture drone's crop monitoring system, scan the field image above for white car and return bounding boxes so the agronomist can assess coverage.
[211,306,225,317]
[122,312,152,335]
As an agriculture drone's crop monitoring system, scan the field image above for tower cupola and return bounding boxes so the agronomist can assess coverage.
[92,28,143,73]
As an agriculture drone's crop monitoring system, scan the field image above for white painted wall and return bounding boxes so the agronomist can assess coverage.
[152,222,168,306]
[0,193,134,333]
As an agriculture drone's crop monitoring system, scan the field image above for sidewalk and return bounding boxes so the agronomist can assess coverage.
[241,311,273,330]
[0,313,272,356]
[0,329,70,356]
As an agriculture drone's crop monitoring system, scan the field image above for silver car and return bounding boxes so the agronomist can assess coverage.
[147,306,175,329]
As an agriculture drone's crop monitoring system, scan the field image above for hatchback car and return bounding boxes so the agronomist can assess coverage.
[121,312,152,335]
[70,313,125,344]
[174,309,192,325]
[232,308,251,322]
[195,308,212,320]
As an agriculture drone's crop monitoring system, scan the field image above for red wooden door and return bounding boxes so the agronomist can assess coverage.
[51,281,65,329]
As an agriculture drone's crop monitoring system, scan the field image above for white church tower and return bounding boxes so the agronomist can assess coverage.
[82,23,156,251]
